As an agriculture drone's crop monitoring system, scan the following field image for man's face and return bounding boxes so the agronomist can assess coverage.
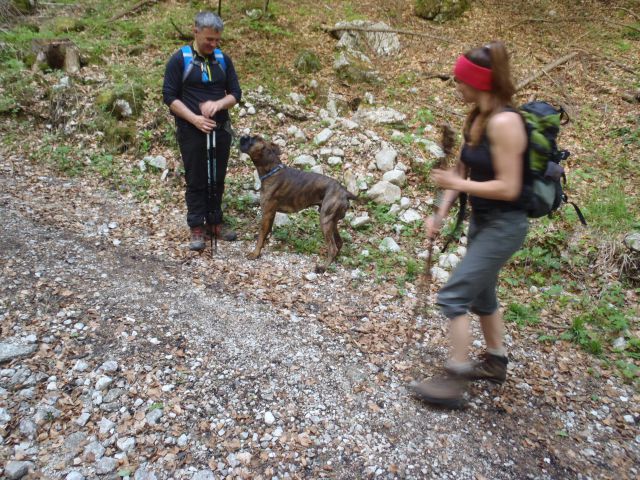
[194,27,222,55]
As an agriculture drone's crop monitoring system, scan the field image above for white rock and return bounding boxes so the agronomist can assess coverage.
[375,148,397,172]
[264,411,275,425]
[100,360,119,372]
[400,197,411,208]
[389,204,402,216]
[382,169,406,186]
[0,407,11,425]
[395,162,408,172]
[236,452,252,465]
[305,273,318,282]
[314,128,333,145]
[379,237,400,253]
[431,266,450,283]
[73,359,89,372]
[75,412,90,427]
[5,461,34,480]
[192,470,216,480]
[332,147,345,157]
[98,417,115,435]
[623,415,635,424]
[310,165,324,175]
[456,245,467,257]
[177,434,189,447]
[351,214,371,228]
[400,209,422,224]
[293,154,316,167]
[146,408,163,425]
[95,457,118,474]
[327,156,342,166]
[66,472,85,480]
[273,212,290,227]
[117,436,136,452]
[439,253,460,269]
[613,337,627,350]
[353,107,406,125]
[83,440,105,460]
[161,384,174,392]
[95,376,113,391]
[247,106,256,115]
[366,181,401,204]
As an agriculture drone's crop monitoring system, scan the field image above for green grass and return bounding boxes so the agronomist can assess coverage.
[505,302,540,328]
[582,182,638,233]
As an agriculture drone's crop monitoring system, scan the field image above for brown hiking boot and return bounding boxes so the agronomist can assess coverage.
[189,226,206,251]
[206,224,237,242]
[410,375,468,409]
[448,353,508,384]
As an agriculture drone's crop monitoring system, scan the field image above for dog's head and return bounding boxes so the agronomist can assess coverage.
[239,135,282,171]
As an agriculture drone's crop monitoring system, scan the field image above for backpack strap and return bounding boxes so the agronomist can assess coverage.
[181,45,195,82]
[214,48,226,72]
[181,46,227,82]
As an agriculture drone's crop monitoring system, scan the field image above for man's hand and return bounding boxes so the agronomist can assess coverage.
[200,100,221,119]
[192,115,217,133]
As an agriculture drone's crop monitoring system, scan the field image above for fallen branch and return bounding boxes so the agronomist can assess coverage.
[170,18,192,41]
[324,25,453,44]
[516,51,579,91]
[577,50,638,75]
[110,0,157,22]
[612,7,640,21]
[508,16,640,34]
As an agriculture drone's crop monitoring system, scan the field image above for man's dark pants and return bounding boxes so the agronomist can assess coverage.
[177,126,232,228]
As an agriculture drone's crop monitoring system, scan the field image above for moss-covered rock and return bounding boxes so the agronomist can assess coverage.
[415,0,470,22]
[95,83,146,118]
[333,51,380,85]
[97,115,137,152]
[294,50,321,74]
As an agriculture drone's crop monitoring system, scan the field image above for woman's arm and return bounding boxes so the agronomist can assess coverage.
[432,111,527,201]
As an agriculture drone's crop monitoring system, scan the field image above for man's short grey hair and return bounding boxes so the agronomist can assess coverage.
[195,11,224,32]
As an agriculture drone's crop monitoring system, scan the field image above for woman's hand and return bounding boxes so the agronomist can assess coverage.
[431,167,463,191]
[425,214,443,239]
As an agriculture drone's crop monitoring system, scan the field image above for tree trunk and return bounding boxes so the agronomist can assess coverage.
[32,39,81,74]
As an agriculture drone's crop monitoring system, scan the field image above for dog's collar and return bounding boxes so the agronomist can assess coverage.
[259,164,286,182]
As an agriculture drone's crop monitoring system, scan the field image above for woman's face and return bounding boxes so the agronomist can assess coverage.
[455,79,479,104]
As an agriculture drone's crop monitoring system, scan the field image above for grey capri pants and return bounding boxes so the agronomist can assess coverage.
[437,209,528,319]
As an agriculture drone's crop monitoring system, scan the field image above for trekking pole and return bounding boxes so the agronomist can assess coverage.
[413,125,456,319]
[206,128,218,256]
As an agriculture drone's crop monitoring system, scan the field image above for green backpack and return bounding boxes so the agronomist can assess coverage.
[520,101,586,225]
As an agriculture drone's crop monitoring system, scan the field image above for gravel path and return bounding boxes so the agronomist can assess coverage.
[1,154,637,480]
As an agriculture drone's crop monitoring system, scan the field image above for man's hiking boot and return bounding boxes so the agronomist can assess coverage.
[410,375,468,409]
[206,224,237,242]
[189,226,206,251]
[446,353,508,384]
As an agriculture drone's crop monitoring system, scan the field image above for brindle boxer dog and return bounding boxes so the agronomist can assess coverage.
[239,135,357,272]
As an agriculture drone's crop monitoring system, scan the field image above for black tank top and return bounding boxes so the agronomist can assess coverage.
[460,112,526,212]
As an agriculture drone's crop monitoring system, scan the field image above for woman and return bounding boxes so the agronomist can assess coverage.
[412,42,529,408]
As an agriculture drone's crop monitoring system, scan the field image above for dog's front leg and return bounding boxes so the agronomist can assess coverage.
[248,206,276,260]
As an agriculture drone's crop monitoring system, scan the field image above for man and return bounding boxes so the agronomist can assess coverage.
[162,11,242,250]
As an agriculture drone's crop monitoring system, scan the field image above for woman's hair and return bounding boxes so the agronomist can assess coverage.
[195,11,224,32]
[463,41,515,145]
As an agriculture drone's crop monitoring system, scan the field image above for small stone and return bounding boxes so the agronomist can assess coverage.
[293,154,316,167]
[146,408,163,425]
[0,342,37,363]
[379,237,400,253]
[5,461,34,480]
[264,411,275,425]
[351,214,371,228]
[310,165,324,175]
[117,436,136,452]
[18,418,37,438]
[623,415,635,424]
[192,471,215,480]
[375,148,397,172]
[95,456,118,474]
[73,359,89,372]
[273,212,290,227]
[83,440,105,460]
[100,360,119,372]
[177,434,189,447]
[327,156,342,166]
[95,376,113,391]
[75,412,91,427]
[98,417,115,435]
[382,169,406,187]
[66,472,85,480]
[0,407,11,425]
[305,272,318,282]
[314,128,334,145]
[399,209,421,224]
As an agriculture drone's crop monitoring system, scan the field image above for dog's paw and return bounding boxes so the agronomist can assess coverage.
[314,264,327,274]
[247,251,260,260]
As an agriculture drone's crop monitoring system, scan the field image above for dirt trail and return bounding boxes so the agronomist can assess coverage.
[1,152,637,479]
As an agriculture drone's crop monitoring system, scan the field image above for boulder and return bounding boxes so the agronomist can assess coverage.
[366,181,401,204]
[415,0,471,22]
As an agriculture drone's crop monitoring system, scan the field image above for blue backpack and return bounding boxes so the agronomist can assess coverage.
[180,45,226,82]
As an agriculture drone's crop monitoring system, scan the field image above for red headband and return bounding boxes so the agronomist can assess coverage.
[453,55,493,91]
